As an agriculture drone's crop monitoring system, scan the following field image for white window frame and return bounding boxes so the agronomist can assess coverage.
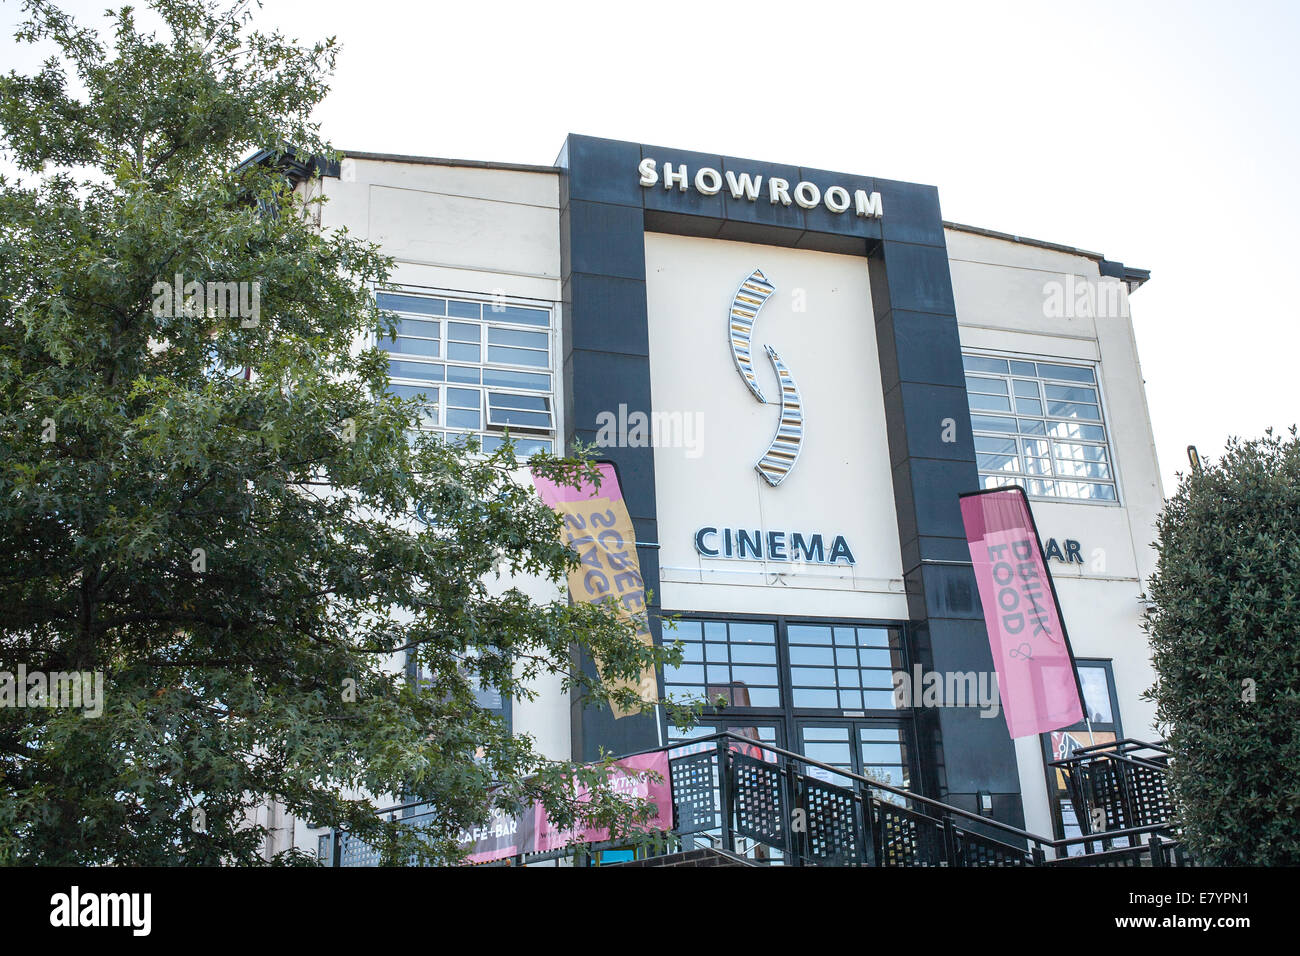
[377,287,557,456]
[963,350,1121,505]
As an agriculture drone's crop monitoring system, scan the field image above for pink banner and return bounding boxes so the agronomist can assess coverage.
[959,487,1084,739]
[532,751,672,853]
[459,751,672,863]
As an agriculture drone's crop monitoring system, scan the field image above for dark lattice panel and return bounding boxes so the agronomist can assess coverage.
[732,753,788,851]
[876,801,945,866]
[955,829,1031,867]
[670,751,721,834]
[1083,762,1129,832]
[797,778,867,866]
[337,832,380,867]
[1124,762,1172,827]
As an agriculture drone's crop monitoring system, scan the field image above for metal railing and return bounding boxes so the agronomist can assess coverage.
[1047,738,1178,858]
[321,731,1188,867]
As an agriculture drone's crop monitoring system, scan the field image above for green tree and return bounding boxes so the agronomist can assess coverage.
[0,0,680,865]
[1145,427,1300,865]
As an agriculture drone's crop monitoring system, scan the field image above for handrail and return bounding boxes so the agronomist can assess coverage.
[660,731,1055,850]
[348,730,1178,860]
[1051,748,1171,775]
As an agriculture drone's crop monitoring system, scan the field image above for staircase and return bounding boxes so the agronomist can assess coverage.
[322,732,1190,867]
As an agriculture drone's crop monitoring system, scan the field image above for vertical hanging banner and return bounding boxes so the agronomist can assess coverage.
[959,487,1084,738]
[531,462,656,718]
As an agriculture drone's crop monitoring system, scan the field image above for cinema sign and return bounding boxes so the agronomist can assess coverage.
[638,158,883,219]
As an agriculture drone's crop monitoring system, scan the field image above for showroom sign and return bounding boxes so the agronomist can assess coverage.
[639,158,883,217]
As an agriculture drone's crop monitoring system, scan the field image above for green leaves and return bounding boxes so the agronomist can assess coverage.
[1145,426,1300,865]
[0,0,678,866]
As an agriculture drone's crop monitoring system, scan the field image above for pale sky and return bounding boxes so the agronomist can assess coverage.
[4,0,1297,496]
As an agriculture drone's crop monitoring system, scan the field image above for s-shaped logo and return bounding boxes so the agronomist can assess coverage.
[727,269,804,487]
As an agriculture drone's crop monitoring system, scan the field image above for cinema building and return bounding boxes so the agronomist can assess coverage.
[286,135,1167,862]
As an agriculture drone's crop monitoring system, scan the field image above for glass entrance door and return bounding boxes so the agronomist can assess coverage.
[796,719,912,794]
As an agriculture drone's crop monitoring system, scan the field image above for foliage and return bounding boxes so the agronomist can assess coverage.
[1144,427,1300,865]
[0,0,683,865]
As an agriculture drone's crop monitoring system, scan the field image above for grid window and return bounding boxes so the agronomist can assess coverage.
[964,354,1117,502]
[786,625,904,710]
[662,619,781,708]
[379,290,555,454]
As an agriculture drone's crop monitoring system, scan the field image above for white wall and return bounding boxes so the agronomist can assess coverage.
[288,157,571,859]
[643,232,907,619]
[948,227,1165,838]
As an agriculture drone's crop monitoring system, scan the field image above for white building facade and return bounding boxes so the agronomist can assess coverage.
[291,135,1162,850]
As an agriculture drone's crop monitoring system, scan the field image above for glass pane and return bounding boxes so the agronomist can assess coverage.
[385,337,440,357]
[1036,363,1095,383]
[1078,666,1114,723]
[488,327,548,350]
[728,622,776,645]
[447,300,481,319]
[1046,401,1101,421]
[731,643,776,664]
[446,387,479,408]
[977,453,1020,473]
[492,409,551,428]
[488,345,549,367]
[789,644,834,666]
[1046,421,1105,442]
[969,393,1012,412]
[975,436,1018,455]
[962,355,1008,374]
[386,383,437,401]
[448,322,481,342]
[732,665,778,684]
[485,305,549,326]
[1044,383,1098,403]
[446,407,480,429]
[446,365,481,384]
[971,414,1017,433]
[1054,481,1116,501]
[793,689,838,708]
[1054,459,1110,480]
[377,293,445,315]
[388,359,444,381]
[448,342,481,362]
[664,664,704,684]
[488,392,549,411]
[396,318,440,339]
[1015,398,1043,415]
[1023,456,1053,476]
[1009,361,1037,376]
[965,375,1008,394]
[787,625,833,645]
[791,668,837,687]
[483,368,551,391]
[1018,418,1047,434]
[746,687,780,707]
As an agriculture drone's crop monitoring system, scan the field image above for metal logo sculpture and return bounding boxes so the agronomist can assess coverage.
[728,269,804,487]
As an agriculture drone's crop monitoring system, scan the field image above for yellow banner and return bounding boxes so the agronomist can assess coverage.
[533,464,656,718]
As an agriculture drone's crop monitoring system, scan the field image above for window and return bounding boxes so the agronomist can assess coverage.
[660,616,918,795]
[786,624,904,711]
[378,291,555,455]
[963,353,1118,502]
[1039,660,1122,846]
[662,619,781,709]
